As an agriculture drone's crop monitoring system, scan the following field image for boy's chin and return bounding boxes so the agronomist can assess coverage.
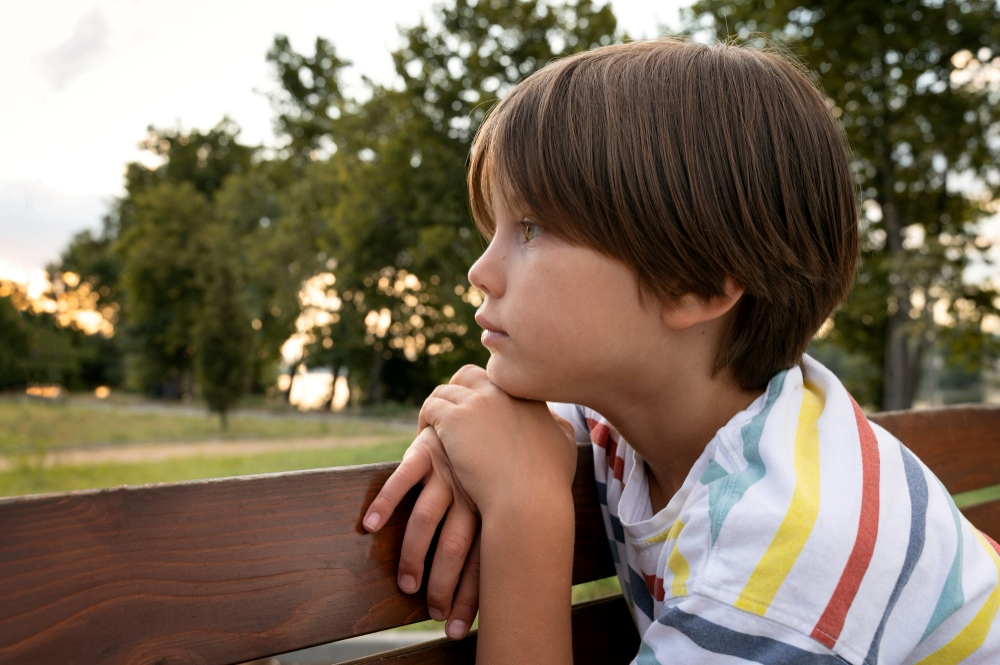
[485,358,558,402]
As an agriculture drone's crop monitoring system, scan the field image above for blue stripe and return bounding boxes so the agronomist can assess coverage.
[596,481,607,505]
[658,607,848,664]
[636,640,662,664]
[609,539,620,564]
[920,477,966,641]
[699,460,728,485]
[863,445,928,665]
[706,370,787,544]
[610,514,625,543]
[629,564,655,620]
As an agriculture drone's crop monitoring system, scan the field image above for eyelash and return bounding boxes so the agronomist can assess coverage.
[520,219,541,243]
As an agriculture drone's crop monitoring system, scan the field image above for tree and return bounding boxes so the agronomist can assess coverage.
[685,0,1000,408]
[196,257,252,429]
[115,181,213,396]
[0,296,31,390]
[267,0,623,402]
[105,121,267,397]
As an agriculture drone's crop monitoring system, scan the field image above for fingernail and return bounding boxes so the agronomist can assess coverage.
[399,574,417,593]
[446,619,467,638]
[363,512,381,530]
[428,607,444,621]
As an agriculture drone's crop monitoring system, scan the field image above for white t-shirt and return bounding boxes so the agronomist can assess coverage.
[552,355,1000,664]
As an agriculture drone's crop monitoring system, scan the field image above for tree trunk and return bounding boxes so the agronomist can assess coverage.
[219,410,228,431]
[878,133,915,410]
[883,309,912,410]
[367,353,385,405]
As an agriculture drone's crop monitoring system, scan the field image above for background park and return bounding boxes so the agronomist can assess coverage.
[1,0,999,509]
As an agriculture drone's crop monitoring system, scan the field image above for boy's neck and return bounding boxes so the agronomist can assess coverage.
[589,352,763,515]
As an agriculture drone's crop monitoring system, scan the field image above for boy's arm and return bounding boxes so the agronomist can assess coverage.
[476,483,574,665]
[365,365,577,663]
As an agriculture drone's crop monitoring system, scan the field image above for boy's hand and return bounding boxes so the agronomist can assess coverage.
[362,425,481,638]
[362,365,578,638]
[418,365,578,518]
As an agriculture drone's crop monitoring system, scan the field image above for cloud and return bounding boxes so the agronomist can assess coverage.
[33,8,111,90]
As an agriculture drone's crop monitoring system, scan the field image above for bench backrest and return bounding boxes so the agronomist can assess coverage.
[1,405,997,665]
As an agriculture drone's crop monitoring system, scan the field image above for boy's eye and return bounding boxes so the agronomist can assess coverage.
[520,219,541,243]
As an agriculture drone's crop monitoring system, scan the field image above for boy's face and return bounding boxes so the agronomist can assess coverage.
[468,195,668,406]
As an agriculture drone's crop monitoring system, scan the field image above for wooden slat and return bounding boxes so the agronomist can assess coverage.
[962,499,1000,541]
[0,444,612,665]
[869,405,1000,494]
[341,593,638,665]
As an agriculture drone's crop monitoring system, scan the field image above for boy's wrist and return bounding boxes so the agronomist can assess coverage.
[478,480,575,525]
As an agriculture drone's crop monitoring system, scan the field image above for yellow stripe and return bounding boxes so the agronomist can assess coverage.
[916,534,1000,664]
[734,381,824,616]
[662,520,690,597]
[645,519,682,545]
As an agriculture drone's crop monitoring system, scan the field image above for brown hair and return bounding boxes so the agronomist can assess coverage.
[468,38,858,390]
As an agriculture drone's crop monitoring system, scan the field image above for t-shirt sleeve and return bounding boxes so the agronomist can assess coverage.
[633,594,848,665]
[548,402,591,443]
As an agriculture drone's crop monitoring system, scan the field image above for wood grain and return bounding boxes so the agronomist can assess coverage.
[870,405,1000,494]
[340,593,638,665]
[0,444,611,665]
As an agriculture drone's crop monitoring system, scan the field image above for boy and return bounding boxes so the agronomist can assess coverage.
[363,39,1000,664]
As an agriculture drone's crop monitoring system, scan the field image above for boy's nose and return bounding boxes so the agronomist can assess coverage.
[468,244,504,299]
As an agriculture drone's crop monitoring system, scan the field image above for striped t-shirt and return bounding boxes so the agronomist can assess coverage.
[553,355,1000,664]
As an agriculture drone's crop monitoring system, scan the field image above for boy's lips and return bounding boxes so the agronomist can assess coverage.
[475,312,509,345]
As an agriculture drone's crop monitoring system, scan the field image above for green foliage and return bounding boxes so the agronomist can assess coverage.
[0,295,118,392]
[0,297,31,389]
[684,0,1000,408]
[195,259,253,428]
[116,181,213,395]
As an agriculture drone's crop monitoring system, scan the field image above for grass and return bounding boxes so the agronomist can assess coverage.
[0,397,407,452]
[953,483,1000,509]
[0,438,412,498]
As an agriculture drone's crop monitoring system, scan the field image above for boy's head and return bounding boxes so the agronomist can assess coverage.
[468,38,858,391]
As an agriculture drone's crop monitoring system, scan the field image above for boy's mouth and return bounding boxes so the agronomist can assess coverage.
[475,312,509,345]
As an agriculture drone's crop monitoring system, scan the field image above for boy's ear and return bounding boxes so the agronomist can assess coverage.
[661,276,744,331]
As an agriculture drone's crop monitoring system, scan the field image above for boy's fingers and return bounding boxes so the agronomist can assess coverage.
[397,477,452,594]
[445,536,481,640]
[449,364,489,389]
[363,444,431,532]
[417,393,463,433]
[417,386,465,431]
[425,504,477,618]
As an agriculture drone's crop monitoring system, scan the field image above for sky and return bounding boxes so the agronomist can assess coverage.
[0,0,689,276]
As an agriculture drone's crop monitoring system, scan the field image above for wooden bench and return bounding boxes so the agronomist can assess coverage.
[2,405,998,665]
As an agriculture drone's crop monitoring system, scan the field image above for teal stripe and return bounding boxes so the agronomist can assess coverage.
[920,477,966,641]
[705,370,788,544]
[699,460,728,484]
[636,641,662,664]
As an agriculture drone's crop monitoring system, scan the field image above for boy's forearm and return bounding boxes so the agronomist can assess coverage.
[476,492,575,665]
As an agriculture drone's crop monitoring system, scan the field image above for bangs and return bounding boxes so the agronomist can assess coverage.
[467,68,593,246]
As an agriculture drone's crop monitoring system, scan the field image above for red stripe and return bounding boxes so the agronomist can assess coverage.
[613,454,625,482]
[643,572,665,602]
[587,418,609,449]
[607,432,619,467]
[810,397,881,648]
[983,531,1000,557]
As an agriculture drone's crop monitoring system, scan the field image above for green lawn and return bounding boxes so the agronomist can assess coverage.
[0,438,412,498]
[0,397,407,452]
